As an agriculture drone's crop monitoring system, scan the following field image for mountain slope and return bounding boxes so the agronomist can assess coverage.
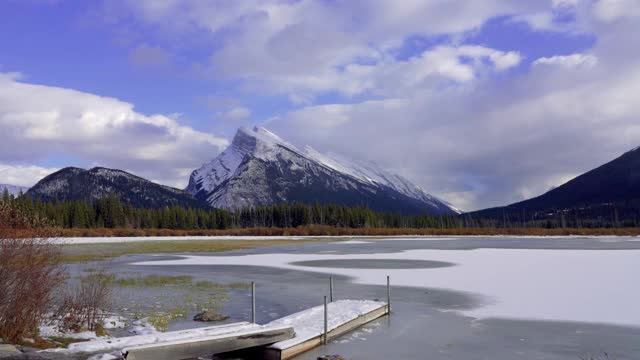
[472,146,640,220]
[1,184,29,197]
[27,167,205,208]
[186,126,458,215]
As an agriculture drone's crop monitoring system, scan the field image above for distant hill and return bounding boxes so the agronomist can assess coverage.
[471,146,640,225]
[186,126,459,215]
[26,167,206,209]
[1,184,29,197]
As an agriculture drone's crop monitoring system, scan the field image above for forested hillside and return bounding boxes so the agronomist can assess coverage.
[5,191,460,230]
[4,188,637,231]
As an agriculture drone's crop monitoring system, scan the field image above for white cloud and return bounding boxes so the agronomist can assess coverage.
[593,0,640,22]
[114,0,541,100]
[267,25,640,210]
[0,164,59,187]
[0,73,228,187]
[533,53,598,68]
[32,0,638,211]
[251,45,521,99]
[218,106,251,122]
[552,0,579,7]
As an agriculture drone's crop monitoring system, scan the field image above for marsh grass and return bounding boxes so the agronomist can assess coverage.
[84,273,250,290]
[62,239,303,263]
[147,306,188,332]
[113,274,193,287]
[76,273,247,332]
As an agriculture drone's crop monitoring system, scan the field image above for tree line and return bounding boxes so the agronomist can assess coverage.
[3,189,638,229]
[3,190,460,229]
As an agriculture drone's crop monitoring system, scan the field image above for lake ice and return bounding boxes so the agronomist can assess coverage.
[133,239,640,327]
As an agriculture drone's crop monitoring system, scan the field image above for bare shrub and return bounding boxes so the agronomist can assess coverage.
[0,200,66,342]
[55,271,114,332]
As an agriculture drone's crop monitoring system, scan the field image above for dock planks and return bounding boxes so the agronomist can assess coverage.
[124,325,294,360]
[255,300,388,360]
[67,300,388,360]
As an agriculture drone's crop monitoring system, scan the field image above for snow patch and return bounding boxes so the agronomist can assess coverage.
[67,322,267,353]
[267,300,385,349]
[39,324,99,340]
[336,240,373,245]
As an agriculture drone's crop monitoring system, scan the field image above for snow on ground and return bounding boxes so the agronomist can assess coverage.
[67,322,260,353]
[334,240,373,244]
[129,319,161,335]
[87,354,119,360]
[53,235,457,244]
[39,324,99,340]
[53,235,309,244]
[102,315,126,330]
[54,235,640,245]
[266,300,385,349]
[132,248,640,327]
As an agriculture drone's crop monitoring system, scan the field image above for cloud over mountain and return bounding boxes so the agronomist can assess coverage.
[0,72,228,187]
[2,0,639,211]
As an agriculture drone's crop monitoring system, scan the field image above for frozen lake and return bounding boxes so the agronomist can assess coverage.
[72,236,640,359]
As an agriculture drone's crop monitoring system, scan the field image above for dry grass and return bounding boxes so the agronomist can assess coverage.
[54,271,114,332]
[0,201,66,342]
[61,239,305,262]
[55,225,640,238]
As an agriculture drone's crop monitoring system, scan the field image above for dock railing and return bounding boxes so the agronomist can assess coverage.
[248,275,392,344]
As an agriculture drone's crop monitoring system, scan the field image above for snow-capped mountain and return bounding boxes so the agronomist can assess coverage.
[27,167,204,208]
[186,126,459,215]
[0,184,29,197]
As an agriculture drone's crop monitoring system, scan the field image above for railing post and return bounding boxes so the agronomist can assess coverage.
[323,296,328,345]
[251,281,256,323]
[386,275,391,314]
[329,276,334,303]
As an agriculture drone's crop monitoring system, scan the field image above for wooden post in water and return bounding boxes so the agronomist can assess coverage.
[386,276,391,314]
[329,276,334,302]
[323,296,328,345]
[251,282,256,324]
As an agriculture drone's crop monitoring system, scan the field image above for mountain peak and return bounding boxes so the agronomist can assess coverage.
[233,126,300,153]
[27,166,204,208]
[238,126,286,143]
[187,126,459,214]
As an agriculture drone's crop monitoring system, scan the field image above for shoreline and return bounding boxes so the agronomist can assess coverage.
[50,226,640,239]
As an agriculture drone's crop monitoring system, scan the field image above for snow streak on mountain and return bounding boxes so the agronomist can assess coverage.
[186,127,459,215]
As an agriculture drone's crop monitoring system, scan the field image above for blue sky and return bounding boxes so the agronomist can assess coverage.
[1,0,639,210]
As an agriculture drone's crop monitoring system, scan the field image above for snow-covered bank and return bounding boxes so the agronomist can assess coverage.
[54,234,640,245]
[67,322,259,353]
[132,248,640,327]
[54,235,454,244]
[54,235,309,244]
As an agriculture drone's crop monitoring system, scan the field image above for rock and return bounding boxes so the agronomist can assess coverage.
[13,346,37,354]
[0,351,89,360]
[317,356,346,360]
[0,344,21,358]
[193,310,230,322]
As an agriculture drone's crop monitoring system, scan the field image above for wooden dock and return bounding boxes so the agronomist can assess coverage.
[67,322,293,359]
[67,300,388,360]
[252,300,388,360]
[124,325,294,360]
